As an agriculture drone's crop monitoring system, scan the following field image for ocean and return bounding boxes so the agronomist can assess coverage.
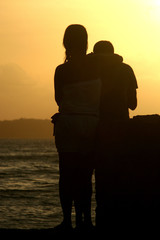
[0,139,96,229]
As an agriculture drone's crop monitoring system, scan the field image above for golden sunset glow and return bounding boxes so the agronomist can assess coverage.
[0,0,160,120]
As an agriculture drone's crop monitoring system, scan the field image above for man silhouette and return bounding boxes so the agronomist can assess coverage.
[93,41,138,230]
[93,41,137,121]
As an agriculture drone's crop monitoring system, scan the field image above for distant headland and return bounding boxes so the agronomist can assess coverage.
[0,114,160,139]
[0,118,54,139]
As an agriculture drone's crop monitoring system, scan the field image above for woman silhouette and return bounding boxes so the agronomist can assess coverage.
[53,24,123,232]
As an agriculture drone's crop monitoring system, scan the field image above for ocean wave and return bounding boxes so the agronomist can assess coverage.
[0,139,64,229]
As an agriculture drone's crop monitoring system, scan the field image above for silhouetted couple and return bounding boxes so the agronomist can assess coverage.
[52,24,138,233]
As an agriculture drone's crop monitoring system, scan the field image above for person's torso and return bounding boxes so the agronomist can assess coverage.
[57,55,101,115]
[99,63,132,121]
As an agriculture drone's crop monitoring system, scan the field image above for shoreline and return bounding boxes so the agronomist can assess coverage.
[0,227,97,237]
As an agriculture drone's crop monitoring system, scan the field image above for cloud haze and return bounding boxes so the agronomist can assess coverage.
[0,63,56,120]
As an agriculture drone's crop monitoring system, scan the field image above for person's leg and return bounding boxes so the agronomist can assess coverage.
[95,153,113,229]
[73,153,94,228]
[95,152,122,229]
[71,153,84,227]
[80,153,93,226]
[58,152,74,227]
[58,152,94,229]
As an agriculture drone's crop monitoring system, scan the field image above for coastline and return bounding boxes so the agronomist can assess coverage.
[0,227,97,237]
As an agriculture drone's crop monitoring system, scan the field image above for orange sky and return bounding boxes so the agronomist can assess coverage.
[0,0,160,120]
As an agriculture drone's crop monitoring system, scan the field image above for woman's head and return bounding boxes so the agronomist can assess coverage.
[63,24,88,62]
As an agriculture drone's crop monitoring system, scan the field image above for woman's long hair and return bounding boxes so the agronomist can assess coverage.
[63,24,88,62]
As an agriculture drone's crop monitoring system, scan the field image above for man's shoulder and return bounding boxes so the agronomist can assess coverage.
[120,62,133,70]
[118,62,135,75]
[120,63,137,88]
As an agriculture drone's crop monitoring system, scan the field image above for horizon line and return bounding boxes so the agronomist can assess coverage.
[0,118,52,122]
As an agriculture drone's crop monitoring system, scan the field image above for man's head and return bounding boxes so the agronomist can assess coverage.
[93,41,114,55]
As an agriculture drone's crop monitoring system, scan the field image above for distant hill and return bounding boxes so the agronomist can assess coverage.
[0,114,160,139]
[0,119,54,139]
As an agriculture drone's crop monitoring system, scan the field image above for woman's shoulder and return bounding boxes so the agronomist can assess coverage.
[55,62,68,71]
[55,62,72,78]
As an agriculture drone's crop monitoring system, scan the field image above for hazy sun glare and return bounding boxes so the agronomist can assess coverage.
[0,0,160,120]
